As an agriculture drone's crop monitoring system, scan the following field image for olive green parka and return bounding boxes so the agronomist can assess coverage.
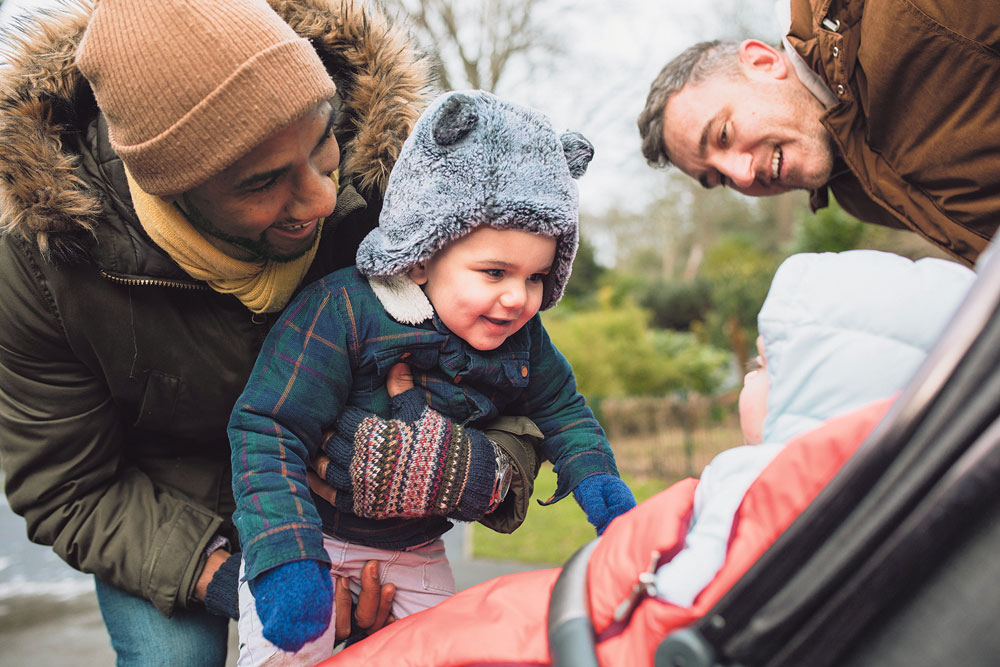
[0,0,427,616]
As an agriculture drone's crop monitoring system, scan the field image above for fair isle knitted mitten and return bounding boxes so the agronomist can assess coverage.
[324,388,496,521]
[572,474,637,535]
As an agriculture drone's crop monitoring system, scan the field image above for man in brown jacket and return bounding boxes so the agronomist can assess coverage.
[637,0,1000,266]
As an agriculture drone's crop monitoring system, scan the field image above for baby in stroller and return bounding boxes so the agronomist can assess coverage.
[654,248,975,606]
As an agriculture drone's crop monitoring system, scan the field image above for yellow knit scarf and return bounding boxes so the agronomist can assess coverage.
[124,167,333,314]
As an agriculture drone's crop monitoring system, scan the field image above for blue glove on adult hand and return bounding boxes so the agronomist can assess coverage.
[251,560,332,652]
[573,474,637,535]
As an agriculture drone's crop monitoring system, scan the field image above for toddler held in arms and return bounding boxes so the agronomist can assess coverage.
[228,91,637,664]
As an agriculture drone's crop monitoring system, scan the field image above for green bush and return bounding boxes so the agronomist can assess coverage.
[698,237,780,367]
[792,199,866,253]
[649,329,730,395]
[543,298,729,401]
[560,236,606,307]
[638,278,712,331]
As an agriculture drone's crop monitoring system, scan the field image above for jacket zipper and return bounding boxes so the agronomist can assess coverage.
[100,270,209,291]
[100,270,273,327]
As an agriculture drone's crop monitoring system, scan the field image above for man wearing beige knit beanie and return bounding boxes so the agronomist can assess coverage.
[0,0,536,664]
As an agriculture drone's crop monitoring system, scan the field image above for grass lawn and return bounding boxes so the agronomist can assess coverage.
[470,465,682,565]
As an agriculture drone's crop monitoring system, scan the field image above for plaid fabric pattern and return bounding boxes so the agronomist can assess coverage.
[230,267,620,582]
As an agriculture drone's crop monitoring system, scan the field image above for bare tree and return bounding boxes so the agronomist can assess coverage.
[377,0,565,92]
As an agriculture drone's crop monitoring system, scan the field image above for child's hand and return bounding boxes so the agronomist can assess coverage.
[386,361,414,397]
[251,560,332,652]
[572,474,637,535]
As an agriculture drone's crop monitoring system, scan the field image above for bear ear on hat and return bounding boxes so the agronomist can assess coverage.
[432,93,479,146]
[560,131,594,178]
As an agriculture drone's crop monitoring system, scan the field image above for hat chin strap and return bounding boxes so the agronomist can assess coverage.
[368,274,435,325]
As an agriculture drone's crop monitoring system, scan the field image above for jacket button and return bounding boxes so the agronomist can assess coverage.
[833,45,840,57]
[837,84,845,96]
[521,365,528,378]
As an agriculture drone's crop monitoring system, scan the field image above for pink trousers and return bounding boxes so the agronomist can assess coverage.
[237,536,455,666]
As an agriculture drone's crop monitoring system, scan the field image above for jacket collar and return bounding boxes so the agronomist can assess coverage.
[368,274,435,325]
[782,36,838,109]
[776,0,837,108]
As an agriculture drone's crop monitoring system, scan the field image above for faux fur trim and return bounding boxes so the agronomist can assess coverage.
[0,1,100,259]
[270,0,430,196]
[368,274,434,325]
[0,0,430,258]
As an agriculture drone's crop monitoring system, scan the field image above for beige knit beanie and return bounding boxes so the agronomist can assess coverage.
[75,0,337,196]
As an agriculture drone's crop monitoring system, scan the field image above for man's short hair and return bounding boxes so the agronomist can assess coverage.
[637,40,741,168]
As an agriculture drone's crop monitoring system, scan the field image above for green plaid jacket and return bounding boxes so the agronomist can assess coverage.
[230,267,619,581]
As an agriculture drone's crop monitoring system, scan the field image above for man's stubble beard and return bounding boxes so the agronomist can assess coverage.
[178,194,315,264]
[786,84,837,190]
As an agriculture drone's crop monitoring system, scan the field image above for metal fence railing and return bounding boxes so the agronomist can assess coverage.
[599,394,741,479]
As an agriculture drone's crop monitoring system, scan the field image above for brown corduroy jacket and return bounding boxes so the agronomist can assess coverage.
[788,0,1000,265]
[0,0,427,616]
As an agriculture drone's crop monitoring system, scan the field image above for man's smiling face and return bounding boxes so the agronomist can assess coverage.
[662,41,835,197]
[173,101,341,262]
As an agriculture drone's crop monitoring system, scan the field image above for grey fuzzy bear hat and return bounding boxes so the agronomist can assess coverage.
[356,90,594,310]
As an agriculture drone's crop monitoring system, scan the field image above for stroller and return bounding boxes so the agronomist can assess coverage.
[549,248,1000,667]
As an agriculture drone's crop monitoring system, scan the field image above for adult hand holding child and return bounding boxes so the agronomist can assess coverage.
[307,363,416,508]
[249,558,395,652]
[317,362,499,521]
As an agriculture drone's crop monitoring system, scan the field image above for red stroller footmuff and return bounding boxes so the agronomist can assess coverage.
[322,398,892,667]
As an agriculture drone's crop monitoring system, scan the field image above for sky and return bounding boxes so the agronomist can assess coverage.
[0,0,783,217]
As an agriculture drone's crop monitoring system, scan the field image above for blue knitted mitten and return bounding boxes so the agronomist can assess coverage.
[572,474,637,535]
[250,560,332,652]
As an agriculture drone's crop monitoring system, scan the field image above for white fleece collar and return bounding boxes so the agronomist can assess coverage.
[367,274,435,325]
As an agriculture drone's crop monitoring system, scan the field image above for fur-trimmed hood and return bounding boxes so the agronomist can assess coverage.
[0,0,429,259]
